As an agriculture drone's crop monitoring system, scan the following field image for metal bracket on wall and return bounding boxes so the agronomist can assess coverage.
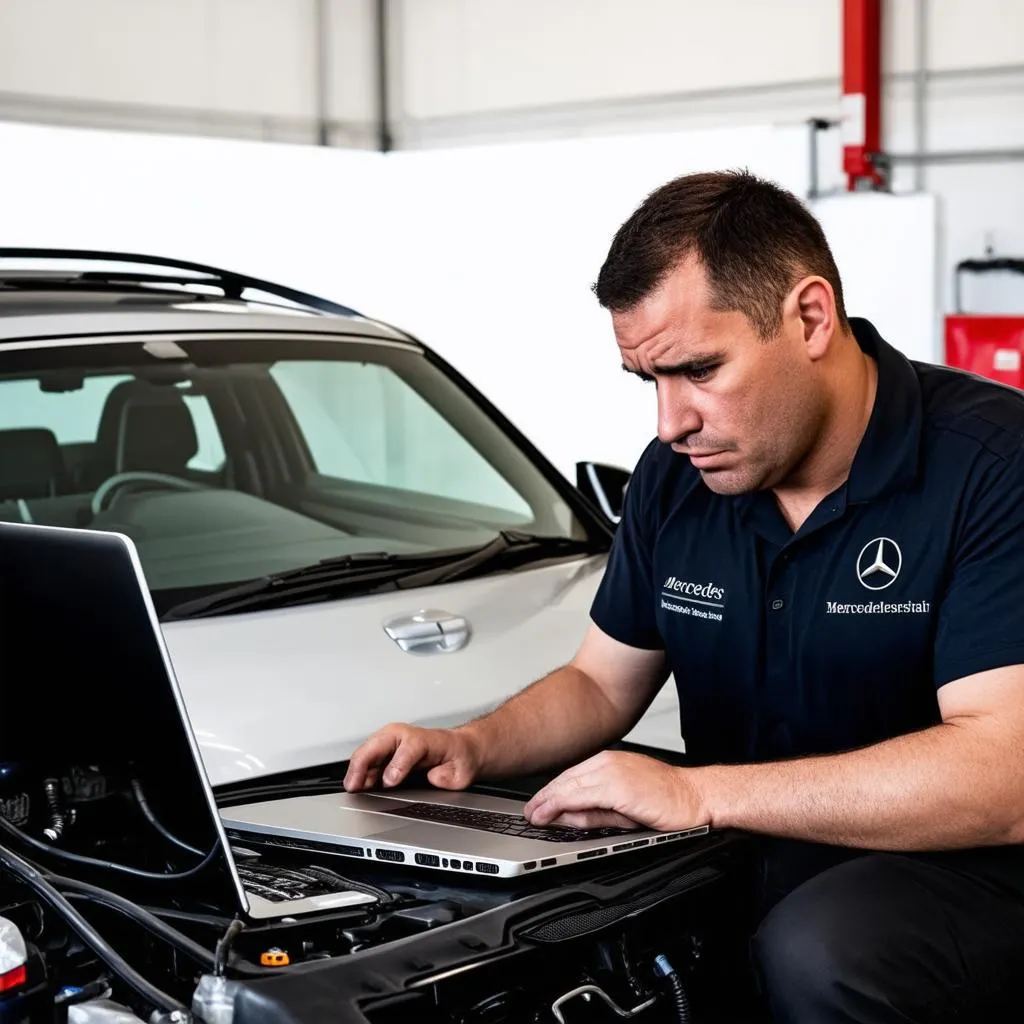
[806,117,841,200]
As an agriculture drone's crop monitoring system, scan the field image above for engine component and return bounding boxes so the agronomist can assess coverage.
[0,841,189,1016]
[43,777,70,842]
[213,920,244,978]
[653,955,691,1024]
[56,980,114,1007]
[131,779,204,857]
[0,810,221,884]
[0,917,27,990]
[0,764,31,831]
[192,974,240,1024]
[67,999,151,1024]
[259,948,290,968]
[550,983,657,1022]
[0,764,115,841]
[0,914,53,1024]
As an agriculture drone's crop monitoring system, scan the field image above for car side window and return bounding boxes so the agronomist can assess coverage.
[271,361,532,517]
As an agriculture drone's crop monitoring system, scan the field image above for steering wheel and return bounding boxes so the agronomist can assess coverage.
[91,471,208,516]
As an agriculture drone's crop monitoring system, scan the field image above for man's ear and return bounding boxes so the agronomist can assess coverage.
[786,275,837,361]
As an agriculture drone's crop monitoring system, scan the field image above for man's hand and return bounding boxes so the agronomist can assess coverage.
[523,750,710,832]
[343,723,481,792]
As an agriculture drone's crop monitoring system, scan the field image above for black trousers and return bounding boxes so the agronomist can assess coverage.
[750,844,1024,1022]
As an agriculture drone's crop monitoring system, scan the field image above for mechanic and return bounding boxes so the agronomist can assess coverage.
[345,170,1024,1022]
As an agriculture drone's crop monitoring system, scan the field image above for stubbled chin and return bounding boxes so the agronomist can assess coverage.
[697,468,754,496]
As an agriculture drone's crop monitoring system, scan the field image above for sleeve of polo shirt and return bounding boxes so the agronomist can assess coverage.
[934,446,1024,688]
[589,440,665,651]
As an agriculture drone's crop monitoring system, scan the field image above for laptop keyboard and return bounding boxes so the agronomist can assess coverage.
[384,801,635,843]
[236,862,360,904]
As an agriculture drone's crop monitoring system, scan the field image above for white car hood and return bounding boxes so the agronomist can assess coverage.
[161,555,683,787]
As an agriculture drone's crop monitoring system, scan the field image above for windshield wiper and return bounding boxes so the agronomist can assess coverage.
[161,531,603,621]
[161,550,446,620]
[387,530,599,589]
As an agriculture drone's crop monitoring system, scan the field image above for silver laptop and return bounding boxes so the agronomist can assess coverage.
[0,521,377,921]
[0,519,707,889]
[222,787,709,879]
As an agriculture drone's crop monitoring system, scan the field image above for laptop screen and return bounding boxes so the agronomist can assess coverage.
[0,521,245,913]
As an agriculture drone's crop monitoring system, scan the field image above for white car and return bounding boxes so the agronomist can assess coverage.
[0,248,683,788]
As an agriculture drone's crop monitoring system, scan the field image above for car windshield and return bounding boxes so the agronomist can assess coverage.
[0,333,599,615]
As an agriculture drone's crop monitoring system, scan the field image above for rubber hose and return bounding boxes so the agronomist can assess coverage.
[654,953,691,1024]
[666,968,690,1023]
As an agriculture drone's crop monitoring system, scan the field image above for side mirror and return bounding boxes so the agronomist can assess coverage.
[576,461,631,524]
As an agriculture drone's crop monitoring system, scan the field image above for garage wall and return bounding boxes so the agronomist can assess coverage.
[393,1,1024,317]
[1,0,1021,316]
[3,1,1020,155]
[0,0,379,147]
[396,0,841,128]
[393,0,1024,144]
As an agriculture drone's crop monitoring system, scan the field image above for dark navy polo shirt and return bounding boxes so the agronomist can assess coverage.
[592,317,1024,767]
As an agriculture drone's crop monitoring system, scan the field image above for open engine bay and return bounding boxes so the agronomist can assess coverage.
[0,760,761,1024]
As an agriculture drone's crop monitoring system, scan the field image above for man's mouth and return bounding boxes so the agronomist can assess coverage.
[683,450,729,468]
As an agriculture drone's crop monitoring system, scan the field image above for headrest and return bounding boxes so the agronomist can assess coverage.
[116,391,199,474]
[0,428,68,500]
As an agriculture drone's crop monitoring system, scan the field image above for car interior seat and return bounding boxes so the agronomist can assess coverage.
[92,379,200,481]
[0,427,71,501]
[0,427,79,525]
[117,391,200,476]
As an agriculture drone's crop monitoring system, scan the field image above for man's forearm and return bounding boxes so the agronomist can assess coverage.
[456,666,630,780]
[694,719,1024,850]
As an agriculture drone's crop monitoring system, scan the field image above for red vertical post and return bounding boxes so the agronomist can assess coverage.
[842,0,884,190]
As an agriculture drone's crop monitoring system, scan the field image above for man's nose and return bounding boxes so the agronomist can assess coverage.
[657,382,702,445]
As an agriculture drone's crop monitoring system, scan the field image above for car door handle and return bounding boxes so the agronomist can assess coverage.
[383,611,471,654]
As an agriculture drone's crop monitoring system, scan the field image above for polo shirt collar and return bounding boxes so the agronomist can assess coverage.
[845,317,923,504]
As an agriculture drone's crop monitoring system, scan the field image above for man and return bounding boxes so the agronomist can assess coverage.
[345,171,1024,1021]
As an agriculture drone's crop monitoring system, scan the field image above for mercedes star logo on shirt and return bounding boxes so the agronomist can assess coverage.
[856,537,902,590]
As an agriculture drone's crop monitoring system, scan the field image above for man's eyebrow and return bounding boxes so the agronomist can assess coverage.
[621,363,655,381]
[621,353,725,379]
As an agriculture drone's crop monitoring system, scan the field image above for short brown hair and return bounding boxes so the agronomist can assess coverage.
[593,170,848,339]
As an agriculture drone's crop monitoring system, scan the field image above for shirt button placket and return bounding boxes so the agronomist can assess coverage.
[761,552,794,758]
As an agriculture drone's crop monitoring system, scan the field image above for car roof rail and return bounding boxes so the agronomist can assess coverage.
[0,247,363,318]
